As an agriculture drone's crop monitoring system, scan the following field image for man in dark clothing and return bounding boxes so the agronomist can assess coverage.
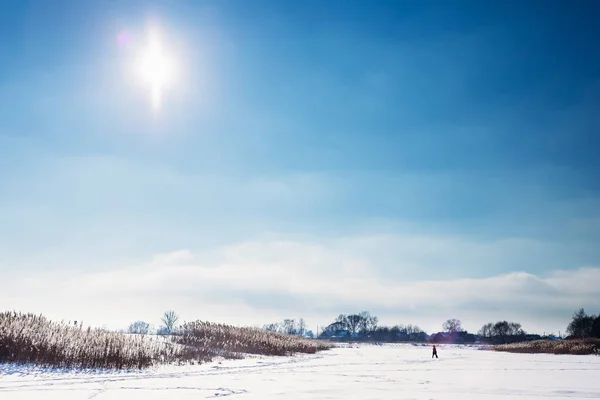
[432,345,438,358]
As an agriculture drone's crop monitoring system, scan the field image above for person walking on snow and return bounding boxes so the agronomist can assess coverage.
[432,345,438,358]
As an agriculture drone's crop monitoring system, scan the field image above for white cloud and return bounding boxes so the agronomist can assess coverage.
[151,249,195,265]
[2,235,599,335]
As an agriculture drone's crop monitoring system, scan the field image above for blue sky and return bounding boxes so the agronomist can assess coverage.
[1,0,599,334]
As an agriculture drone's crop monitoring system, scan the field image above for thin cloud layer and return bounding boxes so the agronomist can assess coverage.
[3,236,598,334]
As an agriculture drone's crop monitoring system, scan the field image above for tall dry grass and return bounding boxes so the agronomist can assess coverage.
[179,320,332,357]
[1,312,332,370]
[493,338,600,355]
[0,312,180,369]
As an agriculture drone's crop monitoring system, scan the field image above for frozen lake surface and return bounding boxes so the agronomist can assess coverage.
[1,343,599,399]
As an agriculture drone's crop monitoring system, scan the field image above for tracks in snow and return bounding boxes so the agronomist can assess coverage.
[0,352,326,398]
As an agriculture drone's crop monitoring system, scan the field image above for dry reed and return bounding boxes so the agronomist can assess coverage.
[0,312,179,369]
[0,312,332,370]
[493,338,600,355]
[179,320,332,357]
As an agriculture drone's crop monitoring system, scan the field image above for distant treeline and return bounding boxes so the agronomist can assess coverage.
[263,308,600,345]
[264,311,429,342]
[319,312,429,342]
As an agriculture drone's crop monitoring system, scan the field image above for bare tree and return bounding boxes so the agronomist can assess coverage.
[336,314,349,330]
[128,321,150,335]
[358,311,379,333]
[283,319,297,335]
[443,319,462,333]
[405,324,423,335]
[368,315,379,332]
[298,318,306,337]
[478,321,525,343]
[508,322,524,336]
[160,310,179,334]
[358,311,370,333]
[478,322,494,338]
[492,321,511,343]
[347,314,363,335]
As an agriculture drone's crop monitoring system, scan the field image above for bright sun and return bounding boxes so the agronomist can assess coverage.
[136,29,176,111]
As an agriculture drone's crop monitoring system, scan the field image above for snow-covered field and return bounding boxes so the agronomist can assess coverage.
[1,343,599,399]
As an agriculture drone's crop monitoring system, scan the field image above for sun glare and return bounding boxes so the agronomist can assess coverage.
[136,29,176,111]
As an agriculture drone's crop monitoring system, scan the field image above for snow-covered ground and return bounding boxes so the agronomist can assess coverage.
[1,343,599,399]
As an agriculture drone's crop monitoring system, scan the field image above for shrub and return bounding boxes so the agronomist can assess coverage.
[128,321,151,335]
[492,338,600,355]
